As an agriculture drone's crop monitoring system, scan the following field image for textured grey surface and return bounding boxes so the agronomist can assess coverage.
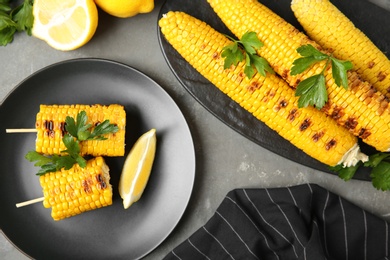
[370,0,390,10]
[1,0,390,259]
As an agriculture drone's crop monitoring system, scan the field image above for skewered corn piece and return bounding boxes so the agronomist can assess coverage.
[291,0,390,98]
[159,11,365,167]
[39,156,113,221]
[35,104,126,156]
[207,0,390,152]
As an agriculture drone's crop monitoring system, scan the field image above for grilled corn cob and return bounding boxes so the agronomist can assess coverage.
[159,11,364,167]
[35,104,126,156]
[207,0,390,152]
[291,0,390,98]
[39,156,113,221]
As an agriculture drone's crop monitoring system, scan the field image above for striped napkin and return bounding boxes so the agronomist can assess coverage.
[165,184,390,260]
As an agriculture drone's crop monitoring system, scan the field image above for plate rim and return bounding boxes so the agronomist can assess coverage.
[0,57,196,259]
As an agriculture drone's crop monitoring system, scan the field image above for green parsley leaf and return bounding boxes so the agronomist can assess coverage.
[12,0,34,35]
[370,161,390,191]
[62,134,81,157]
[77,130,91,141]
[76,110,92,132]
[56,155,77,170]
[221,31,274,79]
[0,3,11,12]
[25,151,53,167]
[0,25,15,45]
[364,153,390,168]
[37,164,57,175]
[291,56,323,76]
[295,44,327,58]
[329,162,361,181]
[0,12,16,45]
[65,111,93,140]
[330,152,390,191]
[0,0,33,46]
[222,42,244,69]
[291,45,328,76]
[244,62,255,79]
[330,57,353,89]
[61,134,87,168]
[291,44,353,109]
[295,74,327,108]
[64,115,77,137]
[89,120,119,140]
[25,151,77,176]
[250,54,274,77]
[240,31,263,54]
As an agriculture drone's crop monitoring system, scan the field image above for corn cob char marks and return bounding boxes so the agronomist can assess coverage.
[291,0,390,98]
[159,11,359,167]
[40,157,113,221]
[207,0,390,152]
[35,104,126,156]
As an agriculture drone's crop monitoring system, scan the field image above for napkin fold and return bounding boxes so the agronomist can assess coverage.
[164,184,390,260]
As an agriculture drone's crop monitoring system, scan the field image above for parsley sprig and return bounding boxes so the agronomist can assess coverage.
[25,111,119,175]
[0,0,34,46]
[65,111,119,141]
[25,136,86,176]
[290,44,353,109]
[330,153,390,191]
[222,31,274,79]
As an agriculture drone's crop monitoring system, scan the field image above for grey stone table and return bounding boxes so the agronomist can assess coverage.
[1,0,390,259]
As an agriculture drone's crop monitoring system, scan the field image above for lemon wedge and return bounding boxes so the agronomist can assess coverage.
[32,0,98,51]
[119,129,157,209]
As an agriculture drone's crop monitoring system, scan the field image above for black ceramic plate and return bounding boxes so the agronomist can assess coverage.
[158,0,390,180]
[0,59,195,259]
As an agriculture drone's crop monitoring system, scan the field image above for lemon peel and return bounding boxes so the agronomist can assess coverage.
[94,0,154,18]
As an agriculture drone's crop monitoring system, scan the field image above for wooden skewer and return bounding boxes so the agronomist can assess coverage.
[6,128,37,133]
[16,197,44,208]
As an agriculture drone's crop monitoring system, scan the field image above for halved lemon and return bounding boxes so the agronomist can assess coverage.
[32,0,98,51]
[119,129,157,209]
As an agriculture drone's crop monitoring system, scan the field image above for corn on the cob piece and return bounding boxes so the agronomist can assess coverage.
[207,0,390,152]
[39,156,113,221]
[291,0,390,98]
[35,104,126,156]
[159,11,362,167]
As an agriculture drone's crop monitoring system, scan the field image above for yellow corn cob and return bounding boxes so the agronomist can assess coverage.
[291,0,390,98]
[39,156,113,221]
[207,0,390,152]
[159,11,360,167]
[35,104,126,156]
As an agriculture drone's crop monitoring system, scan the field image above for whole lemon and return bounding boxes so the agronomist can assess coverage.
[94,0,154,18]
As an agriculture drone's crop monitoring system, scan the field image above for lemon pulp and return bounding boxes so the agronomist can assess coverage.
[32,0,98,51]
[119,129,156,209]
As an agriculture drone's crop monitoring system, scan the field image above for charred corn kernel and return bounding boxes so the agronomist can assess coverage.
[159,11,360,166]
[291,0,390,98]
[35,104,126,156]
[207,0,390,152]
[39,157,113,221]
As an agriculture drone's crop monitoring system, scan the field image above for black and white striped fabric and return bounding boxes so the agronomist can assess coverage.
[164,184,390,260]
